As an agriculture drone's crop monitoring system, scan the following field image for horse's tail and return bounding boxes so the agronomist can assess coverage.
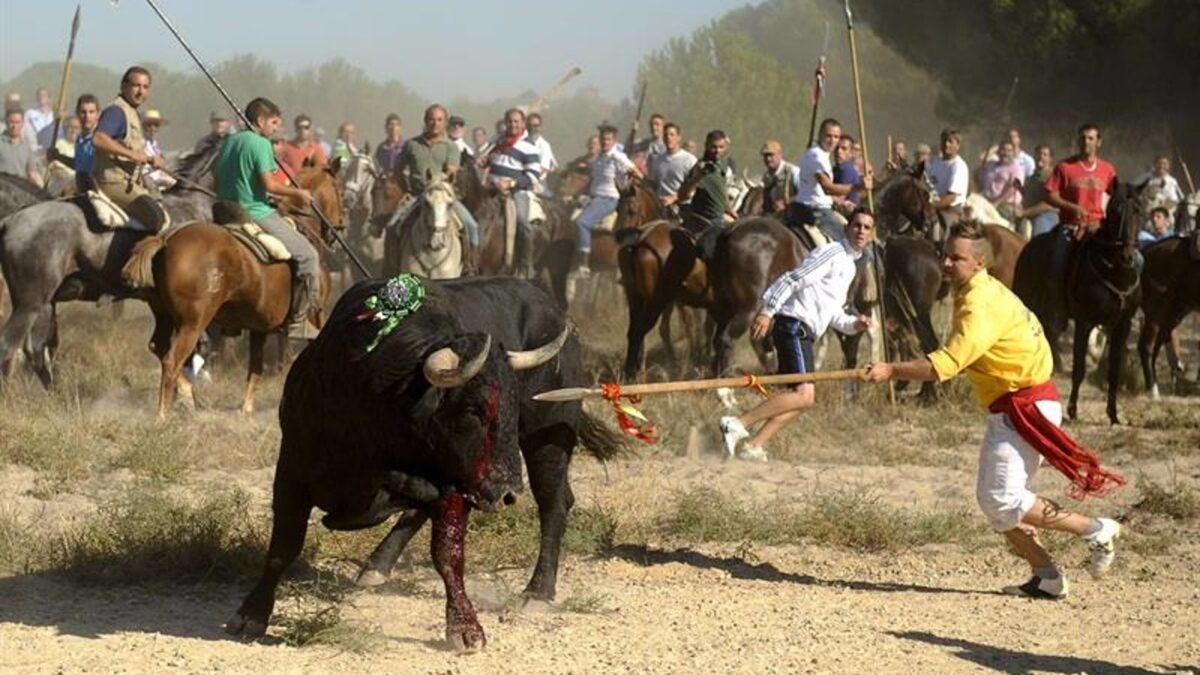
[121,235,166,288]
[577,409,629,462]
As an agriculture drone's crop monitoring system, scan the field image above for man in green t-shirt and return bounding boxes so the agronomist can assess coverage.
[394,104,480,247]
[214,97,320,324]
[677,129,732,229]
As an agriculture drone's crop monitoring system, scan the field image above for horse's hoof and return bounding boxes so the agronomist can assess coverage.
[226,613,267,639]
[355,568,389,588]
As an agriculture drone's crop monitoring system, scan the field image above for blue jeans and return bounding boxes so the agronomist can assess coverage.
[575,195,618,252]
[451,201,480,247]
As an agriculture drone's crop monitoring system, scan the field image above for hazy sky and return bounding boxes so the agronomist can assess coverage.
[1,0,756,101]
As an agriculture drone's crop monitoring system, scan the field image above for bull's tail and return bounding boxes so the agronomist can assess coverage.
[121,235,166,289]
[577,410,629,462]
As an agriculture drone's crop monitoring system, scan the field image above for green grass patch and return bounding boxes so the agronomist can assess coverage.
[468,500,617,570]
[1134,476,1200,520]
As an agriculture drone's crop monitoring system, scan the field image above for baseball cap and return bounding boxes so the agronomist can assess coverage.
[761,140,783,155]
[448,115,465,128]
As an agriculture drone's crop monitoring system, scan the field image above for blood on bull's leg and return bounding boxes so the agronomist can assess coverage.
[431,489,485,650]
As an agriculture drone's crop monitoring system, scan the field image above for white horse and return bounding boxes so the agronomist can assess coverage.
[397,177,463,279]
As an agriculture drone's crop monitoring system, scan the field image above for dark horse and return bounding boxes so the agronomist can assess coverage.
[1013,183,1143,424]
[1137,235,1198,398]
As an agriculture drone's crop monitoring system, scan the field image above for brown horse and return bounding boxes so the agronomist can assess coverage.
[1137,235,1198,398]
[123,167,343,417]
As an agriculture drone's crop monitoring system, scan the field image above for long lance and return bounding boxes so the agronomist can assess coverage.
[45,5,82,178]
[1177,149,1196,195]
[533,368,868,402]
[625,81,648,153]
[844,0,894,403]
[806,22,830,148]
[140,0,370,279]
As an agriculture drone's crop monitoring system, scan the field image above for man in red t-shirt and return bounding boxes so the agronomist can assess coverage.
[1042,123,1119,318]
[276,113,328,176]
[1045,123,1117,240]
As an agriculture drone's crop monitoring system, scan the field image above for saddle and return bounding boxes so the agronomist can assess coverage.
[211,201,294,264]
[72,190,154,232]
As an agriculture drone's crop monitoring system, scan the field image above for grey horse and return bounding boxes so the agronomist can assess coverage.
[0,187,213,385]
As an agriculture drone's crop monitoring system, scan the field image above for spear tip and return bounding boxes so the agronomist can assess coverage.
[532,387,597,402]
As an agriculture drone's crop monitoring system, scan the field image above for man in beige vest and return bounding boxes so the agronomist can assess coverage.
[92,66,168,231]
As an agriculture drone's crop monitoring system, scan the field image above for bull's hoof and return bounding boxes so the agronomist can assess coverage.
[355,568,389,588]
[446,621,487,652]
[520,597,556,614]
[225,613,268,639]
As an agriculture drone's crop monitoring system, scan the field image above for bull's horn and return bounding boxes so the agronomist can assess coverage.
[424,335,491,388]
[507,323,572,371]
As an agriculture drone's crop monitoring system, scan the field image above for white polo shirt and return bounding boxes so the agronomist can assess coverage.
[929,154,969,207]
[794,145,834,210]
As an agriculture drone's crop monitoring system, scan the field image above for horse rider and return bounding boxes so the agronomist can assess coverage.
[214,97,321,329]
[865,220,1123,600]
[525,112,558,178]
[448,115,472,160]
[1043,122,1118,314]
[331,121,358,164]
[72,94,100,193]
[653,122,697,215]
[760,139,798,217]
[191,111,231,157]
[90,66,168,232]
[677,129,734,231]
[374,113,406,176]
[278,114,327,176]
[928,127,969,238]
[141,109,176,192]
[574,123,642,277]
[394,104,480,249]
[719,208,875,462]
[630,112,667,176]
[477,107,543,261]
[785,118,871,247]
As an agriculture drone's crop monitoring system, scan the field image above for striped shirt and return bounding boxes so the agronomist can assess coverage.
[759,240,862,337]
[488,137,543,190]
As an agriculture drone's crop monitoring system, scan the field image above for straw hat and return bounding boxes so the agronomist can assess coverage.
[143,109,169,126]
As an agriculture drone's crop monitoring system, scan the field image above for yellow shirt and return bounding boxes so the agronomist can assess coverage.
[927,270,1053,407]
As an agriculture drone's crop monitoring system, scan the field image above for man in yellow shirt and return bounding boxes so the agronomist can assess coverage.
[865,221,1125,600]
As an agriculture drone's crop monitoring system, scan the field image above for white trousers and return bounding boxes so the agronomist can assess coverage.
[975,400,1062,532]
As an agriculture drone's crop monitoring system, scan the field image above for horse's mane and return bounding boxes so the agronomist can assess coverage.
[0,173,51,200]
[174,137,224,182]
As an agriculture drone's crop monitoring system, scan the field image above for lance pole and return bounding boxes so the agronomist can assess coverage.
[45,5,82,180]
[533,368,868,402]
[806,22,830,148]
[141,0,370,279]
[844,0,894,403]
[625,81,648,154]
[1178,149,1196,195]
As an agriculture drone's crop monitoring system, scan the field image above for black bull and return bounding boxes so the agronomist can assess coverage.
[227,277,622,650]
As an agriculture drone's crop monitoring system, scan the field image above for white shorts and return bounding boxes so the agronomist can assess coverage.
[975,400,1062,532]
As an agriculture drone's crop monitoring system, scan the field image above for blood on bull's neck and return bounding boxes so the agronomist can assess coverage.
[472,383,501,488]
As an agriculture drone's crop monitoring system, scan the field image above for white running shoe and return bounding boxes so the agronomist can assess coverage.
[1085,518,1121,579]
[1002,574,1068,600]
[718,416,748,458]
[738,445,769,463]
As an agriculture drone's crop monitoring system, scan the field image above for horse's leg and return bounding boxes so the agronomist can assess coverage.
[25,304,57,388]
[914,310,940,404]
[1106,312,1134,425]
[159,321,203,419]
[658,302,678,369]
[242,331,267,415]
[839,332,863,398]
[1068,319,1093,421]
[0,306,41,383]
[1138,317,1160,400]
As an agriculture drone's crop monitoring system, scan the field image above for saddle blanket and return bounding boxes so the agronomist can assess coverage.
[224,222,293,263]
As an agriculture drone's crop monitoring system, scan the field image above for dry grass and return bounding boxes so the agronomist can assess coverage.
[659,485,981,553]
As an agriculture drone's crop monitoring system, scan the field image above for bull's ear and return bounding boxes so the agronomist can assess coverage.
[412,385,443,423]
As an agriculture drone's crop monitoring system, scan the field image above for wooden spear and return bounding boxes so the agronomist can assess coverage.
[532,368,868,402]
[45,4,81,178]
[1177,149,1196,195]
[844,0,895,404]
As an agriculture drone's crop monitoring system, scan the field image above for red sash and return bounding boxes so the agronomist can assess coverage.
[987,381,1127,499]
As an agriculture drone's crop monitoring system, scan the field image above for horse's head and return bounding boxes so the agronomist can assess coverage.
[878,164,935,237]
[1100,182,1145,265]
[338,152,378,219]
[617,176,658,229]
[295,166,345,245]
[420,173,458,251]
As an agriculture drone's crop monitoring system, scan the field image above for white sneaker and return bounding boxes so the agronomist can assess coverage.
[1085,518,1121,579]
[718,416,748,458]
[738,445,769,463]
[1002,574,1068,600]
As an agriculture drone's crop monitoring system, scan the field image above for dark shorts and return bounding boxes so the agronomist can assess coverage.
[772,316,815,376]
